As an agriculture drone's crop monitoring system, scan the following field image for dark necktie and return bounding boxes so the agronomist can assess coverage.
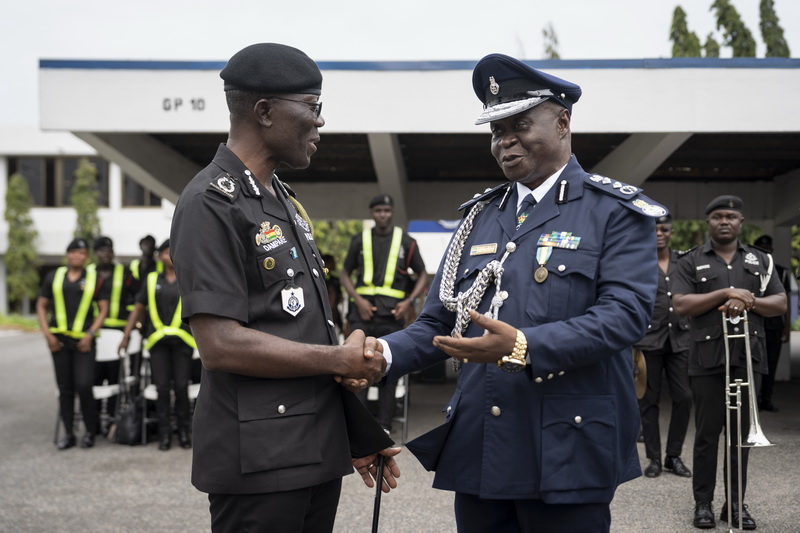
[515,193,536,230]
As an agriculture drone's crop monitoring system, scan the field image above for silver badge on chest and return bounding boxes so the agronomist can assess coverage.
[281,285,305,316]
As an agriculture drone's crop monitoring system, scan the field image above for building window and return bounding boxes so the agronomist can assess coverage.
[122,173,162,207]
[7,157,54,206]
[61,157,109,207]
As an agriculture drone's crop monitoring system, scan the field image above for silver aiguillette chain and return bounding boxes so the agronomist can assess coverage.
[439,201,513,371]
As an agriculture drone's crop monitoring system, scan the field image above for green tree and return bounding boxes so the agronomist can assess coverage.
[670,6,703,57]
[704,33,721,57]
[312,219,363,272]
[760,0,791,57]
[4,174,40,314]
[71,157,101,244]
[711,0,757,57]
[542,23,561,59]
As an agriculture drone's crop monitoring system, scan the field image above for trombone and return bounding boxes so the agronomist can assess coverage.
[722,310,774,531]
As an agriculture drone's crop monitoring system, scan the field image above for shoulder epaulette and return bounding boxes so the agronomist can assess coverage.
[677,246,697,257]
[584,174,668,219]
[584,174,642,199]
[458,183,511,211]
[207,172,240,202]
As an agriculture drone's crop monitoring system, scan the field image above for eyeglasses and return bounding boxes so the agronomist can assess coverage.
[268,97,323,118]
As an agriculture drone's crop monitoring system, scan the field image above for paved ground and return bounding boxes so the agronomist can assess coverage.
[1,329,798,532]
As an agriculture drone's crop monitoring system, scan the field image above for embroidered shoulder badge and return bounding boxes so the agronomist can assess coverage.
[632,198,667,217]
[209,175,237,199]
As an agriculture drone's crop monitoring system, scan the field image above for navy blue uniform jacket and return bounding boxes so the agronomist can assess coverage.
[384,156,659,504]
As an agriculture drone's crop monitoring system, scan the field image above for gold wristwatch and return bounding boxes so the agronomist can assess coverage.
[497,329,527,373]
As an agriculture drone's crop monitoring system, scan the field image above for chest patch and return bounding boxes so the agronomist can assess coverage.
[256,222,288,252]
[744,252,759,266]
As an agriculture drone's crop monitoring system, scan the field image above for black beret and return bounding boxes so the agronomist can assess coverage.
[157,239,170,254]
[705,195,744,215]
[67,238,88,252]
[472,53,582,125]
[754,235,772,247]
[655,213,672,225]
[93,236,113,250]
[369,194,394,208]
[220,43,322,95]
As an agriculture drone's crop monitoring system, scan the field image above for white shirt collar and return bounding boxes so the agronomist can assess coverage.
[515,162,568,210]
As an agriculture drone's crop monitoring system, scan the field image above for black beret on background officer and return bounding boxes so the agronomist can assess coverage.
[377,53,666,532]
[36,238,110,450]
[170,43,399,532]
[633,213,693,480]
[672,195,787,530]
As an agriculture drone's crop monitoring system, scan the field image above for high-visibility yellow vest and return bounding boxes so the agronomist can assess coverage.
[144,271,196,350]
[87,263,128,328]
[130,259,163,281]
[355,226,406,299]
[49,266,97,339]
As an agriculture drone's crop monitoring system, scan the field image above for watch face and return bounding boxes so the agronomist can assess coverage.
[500,358,525,373]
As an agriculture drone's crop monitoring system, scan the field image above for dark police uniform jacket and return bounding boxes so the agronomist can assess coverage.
[170,144,352,495]
[634,249,690,353]
[384,156,660,504]
[671,241,784,377]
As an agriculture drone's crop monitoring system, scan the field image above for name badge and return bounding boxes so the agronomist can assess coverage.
[470,243,497,256]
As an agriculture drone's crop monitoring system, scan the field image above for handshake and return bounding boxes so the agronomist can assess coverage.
[334,329,387,394]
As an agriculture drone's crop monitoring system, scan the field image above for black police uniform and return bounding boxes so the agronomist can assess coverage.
[170,144,353,495]
[634,249,692,464]
[343,226,425,429]
[93,262,135,422]
[672,240,784,505]
[134,271,193,439]
[39,267,111,436]
[759,262,790,410]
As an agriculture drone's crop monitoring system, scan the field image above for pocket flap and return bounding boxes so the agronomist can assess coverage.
[542,395,614,429]
[237,379,316,422]
[546,248,598,279]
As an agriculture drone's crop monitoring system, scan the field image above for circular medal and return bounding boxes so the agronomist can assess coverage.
[534,266,549,283]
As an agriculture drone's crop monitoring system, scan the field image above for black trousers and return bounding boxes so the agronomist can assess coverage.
[691,369,756,504]
[94,359,121,419]
[638,344,692,460]
[148,337,193,434]
[52,336,98,435]
[208,478,342,533]
[350,316,403,429]
[453,493,611,533]
[759,330,783,405]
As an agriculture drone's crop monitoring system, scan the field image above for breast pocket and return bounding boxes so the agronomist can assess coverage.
[527,248,599,321]
[540,395,616,492]
[255,251,315,319]
[692,270,718,292]
[237,379,321,474]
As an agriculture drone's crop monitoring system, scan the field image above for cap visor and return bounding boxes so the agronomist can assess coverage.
[474,96,547,125]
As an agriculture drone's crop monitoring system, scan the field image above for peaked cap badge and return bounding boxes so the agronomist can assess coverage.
[489,76,500,95]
